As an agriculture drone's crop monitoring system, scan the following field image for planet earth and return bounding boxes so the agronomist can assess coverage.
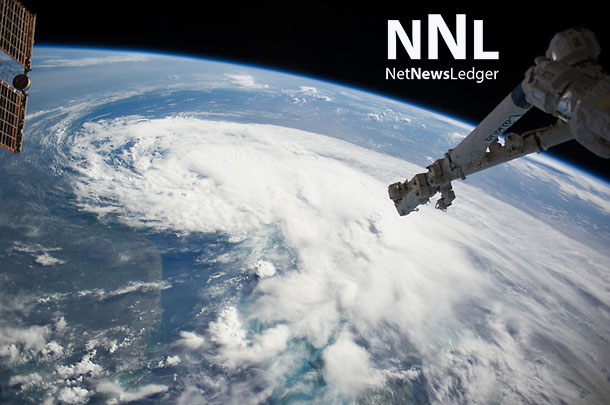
[0,47,609,404]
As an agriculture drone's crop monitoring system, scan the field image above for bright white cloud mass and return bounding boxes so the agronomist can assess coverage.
[224,73,269,89]
[65,116,610,403]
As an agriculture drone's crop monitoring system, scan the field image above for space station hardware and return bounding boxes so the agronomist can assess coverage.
[389,28,610,216]
[0,0,35,153]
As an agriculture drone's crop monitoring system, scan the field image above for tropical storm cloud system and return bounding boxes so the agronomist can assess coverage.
[1,4,609,405]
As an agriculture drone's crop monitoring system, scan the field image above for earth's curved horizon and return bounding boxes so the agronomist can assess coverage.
[1,45,609,404]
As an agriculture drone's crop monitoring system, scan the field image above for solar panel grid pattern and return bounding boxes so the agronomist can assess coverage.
[0,79,22,152]
[0,0,33,69]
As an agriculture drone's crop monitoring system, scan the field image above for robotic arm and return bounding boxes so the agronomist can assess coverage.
[388,28,610,216]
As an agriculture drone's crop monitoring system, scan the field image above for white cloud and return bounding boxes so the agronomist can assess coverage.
[208,306,246,350]
[0,325,49,363]
[42,340,64,357]
[56,353,102,378]
[224,73,268,89]
[8,372,42,387]
[11,242,66,266]
[65,117,610,403]
[35,252,66,266]
[366,109,412,123]
[298,86,332,101]
[58,387,89,404]
[110,280,172,297]
[176,331,205,350]
[446,130,467,141]
[157,355,181,368]
[206,306,291,370]
[254,260,276,278]
[74,280,171,301]
[55,317,67,332]
[96,380,168,403]
[322,329,385,399]
[165,355,181,367]
[86,336,118,354]
[283,86,332,103]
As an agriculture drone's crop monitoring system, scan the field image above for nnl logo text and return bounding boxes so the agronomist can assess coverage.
[388,15,499,60]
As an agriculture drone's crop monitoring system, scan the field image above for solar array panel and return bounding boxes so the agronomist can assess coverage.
[0,79,25,153]
[0,0,35,71]
[0,0,34,153]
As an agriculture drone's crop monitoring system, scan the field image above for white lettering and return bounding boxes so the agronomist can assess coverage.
[385,67,499,82]
[388,20,421,60]
[474,20,499,59]
[388,16,498,60]
[428,14,466,60]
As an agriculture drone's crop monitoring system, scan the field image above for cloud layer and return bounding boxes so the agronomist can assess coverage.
[62,116,610,403]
